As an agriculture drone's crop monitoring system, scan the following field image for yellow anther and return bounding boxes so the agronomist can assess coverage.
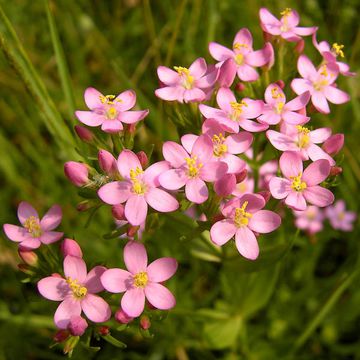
[99,94,122,105]
[130,167,146,194]
[106,107,118,120]
[234,201,253,227]
[332,43,345,58]
[185,156,203,178]
[320,65,328,77]
[24,216,42,238]
[234,53,244,66]
[233,43,249,50]
[212,133,228,157]
[174,66,194,89]
[130,167,143,180]
[133,272,148,288]
[280,8,292,17]
[276,102,285,114]
[230,100,248,119]
[66,277,88,299]
[271,87,284,99]
[296,126,310,148]
[290,173,307,192]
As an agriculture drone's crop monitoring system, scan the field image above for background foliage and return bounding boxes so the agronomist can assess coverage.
[0,0,359,359]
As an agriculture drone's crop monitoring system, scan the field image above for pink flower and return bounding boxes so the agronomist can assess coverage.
[232,176,255,197]
[259,8,317,42]
[199,87,266,133]
[322,134,344,156]
[64,161,89,187]
[75,87,148,133]
[37,256,111,329]
[209,28,272,82]
[325,200,357,231]
[155,58,218,103]
[98,150,179,226]
[259,160,278,190]
[269,152,334,211]
[101,241,177,318]
[294,206,324,234]
[61,239,83,258]
[291,55,350,114]
[258,83,310,125]
[312,34,355,77]
[159,135,228,204]
[266,124,335,165]
[210,194,281,260]
[3,202,63,250]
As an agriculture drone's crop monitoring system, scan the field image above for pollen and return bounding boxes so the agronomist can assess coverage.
[233,43,249,50]
[133,272,148,288]
[99,94,122,105]
[332,43,345,58]
[106,107,118,120]
[130,167,146,195]
[174,66,194,90]
[275,102,285,114]
[280,8,292,17]
[234,53,244,66]
[296,125,310,149]
[290,173,307,192]
[66,277,88,299]
[234,201,252,227]
[230,100,248,120]
[271,87,284,99]
[185,156,203,178]
[24,216,42,238]
[320,65,328,77]
[212,133,228,157]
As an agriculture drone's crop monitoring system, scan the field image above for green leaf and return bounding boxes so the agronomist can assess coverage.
[101,335,126,349]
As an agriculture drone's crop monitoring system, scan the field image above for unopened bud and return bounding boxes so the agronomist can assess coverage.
[61,239,83,258]
[98,150,117,175]
[97,326,110,336]
[18,249,38,267]
[68,316,88,336]
[111,204,125,220]
[74,125,93,143]
[115,308,134,324]
[236,169,248,183]
[136,151,148,168]
[258,190,271,203]
[263,31,272,42]
[64,162,89,187]
[127,226,139,238]
[76,201,91,212]
[63,335,80,355]
[53,329,70,343]
[275,80,285,89]
[330,166,342,177]
[295,39,305,54]
[235,82,246,92]
[217,58,236,87]
[214,174,236,196]
[18,263,34,275]
[140,315,151,330]
[322,134,344,156]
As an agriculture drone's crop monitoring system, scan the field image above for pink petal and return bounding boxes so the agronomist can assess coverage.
[181,134,197,154]
[297,55,317,79]
[323,86,350,105]
[235,227,259,260]
[118,150,142,179]
[54,297,82,329]
[81,294,111,323]
[258,111,281,125]
[217,87,236,112]
[3,224,31,242]
[38,276,69,301]
[124,241,148,274]
[291,79,313,95]
[157,66,180,85]
[84,266,107,293]
[199,104,226,119]
[185,178,208,204]
[159,169,187,190]
[189,57,207,77]
[311,92,330,114]
[18,201,38,225]
[101,268,133,293]
[248,210,281,233]
[237,64,259,82]
[266,130,297,152]
[240,119,268,132]
[184,88,206,103]
[101,120,123,133]
[98,181,132,205]
[225,132,253,154]
[192,134,214,162]
[40,231,63,245]
[143,161,171,187]
[114,89,136,111]
[283,9,299,27]
[221,154,245,173]
[121,288,145,317]
[162,141,188,167]
[242,99,264,118]
[259,8,281,34]
[282,111,309,125]
[285,91,310,111]
[145,188,179,213]
[239,193,266,213]
[307,145,335,166]
[196,69,218,88]
[84,87,103,110]
[200,161,228,182]
[264,84,285,105]
[209,42,234,62]
[144,283,176,310]
[303,186,334,207]
[19,238,41,250]
[269,177,291,199]
[117,110,149,124]
[233,28,253,48]
[293,26,317,36]
[285,192,307,210]
[210,220,237,245]
[217,58,237,87]
[147,258,178,282]
[125,195,148,226]
[155,86,185,102]
[279,151,303,178]
[246,47,270,67]
[214,174,236,196]
[75,111,104,126]
[40,205,62,231]
[310,128,331,143]
[64,256,87,283]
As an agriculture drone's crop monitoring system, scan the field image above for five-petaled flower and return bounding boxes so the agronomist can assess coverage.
[325,200,357,231]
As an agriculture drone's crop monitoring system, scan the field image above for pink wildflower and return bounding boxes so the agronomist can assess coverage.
[269,152,334,211]
[155,58,218,103]
[322,134,344,156]
[291,55,350,114]
[101,241,177,318]
[266,123,335,165]
[259,8,317,42]
[64,161,89,187]
[37,256,111,329]
[210,193,281,260]
[258,83,310,125]
[258,160,278,190]
[199,87,266,133]
[294,205,324,234]
[75,87,148,133]
[325,200,357,231]
[3,202,63,250]
[209,28,273,82]
[159,135,228,204]
[98,150,179,226]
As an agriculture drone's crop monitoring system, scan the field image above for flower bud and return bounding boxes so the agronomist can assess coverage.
[235,82,246,93]
[262,42,274,70]
[214,174,236,196]
[74,125,93,143]
[76,201,91,212]
[18,249,38,267]
[17,264,34,275]
[295,39,305,54]
[111,204,125,220]
[97,326,110,336]
[322,134,344,156]
[64,162,89,187]
[258,190,271,203]
[235,169,248,183]
[53,329,70,343]
[330,166,342,177]
[217,58,236,87]
[115,308,134,324]
[61,239,83,258]
[136,151,148,168]
[275,80,285,89]
[98,150,117,175]
[140,315,151,330]
[68,316,88,336]
[127,225,139,238]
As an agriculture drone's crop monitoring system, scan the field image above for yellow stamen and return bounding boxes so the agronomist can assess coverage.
[275,102,285,114]
[212,133,228,157]
[296,125,310,148]
[280,8,292,31]
[174,66,194,90]
[230,100,248,120]
[332,43,345,58]
[290,173,307,192]
[130,167,146,195]
[234,53,244,66]
[66,277,87,299]
[99,94,122,105]
[24,216,42,238]
[234,201,253,227]
[280,8,292,17]
[233,43,249,50]
[271,87,284,99]
[133,272,148,288]
[185,156,203,178]
[320,65,328,77]
[106,107,117,120]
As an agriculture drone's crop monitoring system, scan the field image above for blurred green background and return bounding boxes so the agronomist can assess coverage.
[0,0,359,359]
